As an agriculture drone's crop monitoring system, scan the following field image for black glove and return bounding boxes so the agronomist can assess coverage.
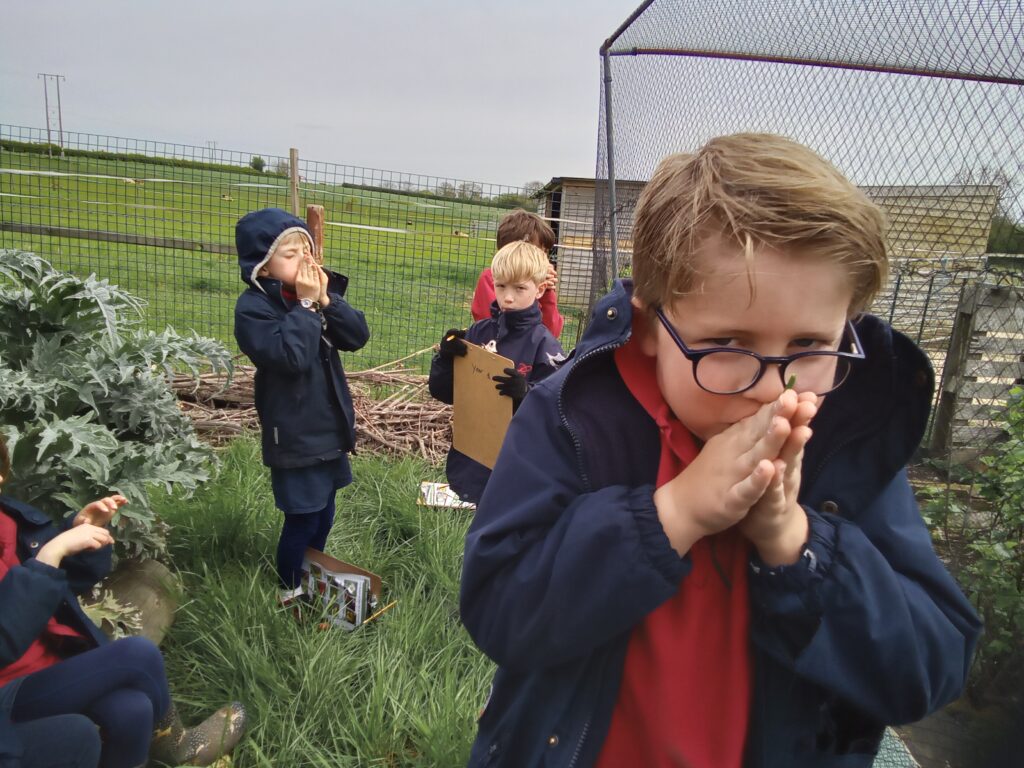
[494,367,529,404]
[438,328,468,359]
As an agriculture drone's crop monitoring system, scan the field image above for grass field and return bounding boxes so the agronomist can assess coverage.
[152,438,929,768]
[155,439,492,766]
[1,147,585,370]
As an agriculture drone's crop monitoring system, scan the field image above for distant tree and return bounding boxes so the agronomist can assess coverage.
[249,155,265,173]
[436,182,457,198]
[493,192,532,208]
[492,181,547,210]
[272,158,290,178]
[457,182,484,201]
[953,165,1024,254]
[988,215,1024,254]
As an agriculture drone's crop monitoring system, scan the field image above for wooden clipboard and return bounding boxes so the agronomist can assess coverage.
[452,342,514,469]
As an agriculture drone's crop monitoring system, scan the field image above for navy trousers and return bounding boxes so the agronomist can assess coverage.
[11,637,170,768]
[276,494,336,589]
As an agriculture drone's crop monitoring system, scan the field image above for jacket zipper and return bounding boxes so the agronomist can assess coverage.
[554,330,624,767]
[556,338,626,492]
[567,720,590,768]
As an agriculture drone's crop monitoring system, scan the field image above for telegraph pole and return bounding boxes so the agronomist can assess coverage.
[37,73,66,157]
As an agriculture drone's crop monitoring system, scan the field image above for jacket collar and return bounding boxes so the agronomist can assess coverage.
[490,301,543,336]
[574,279,636,357]
[0,494,52,526]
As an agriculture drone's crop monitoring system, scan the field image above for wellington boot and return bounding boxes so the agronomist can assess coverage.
[148,701,247,767]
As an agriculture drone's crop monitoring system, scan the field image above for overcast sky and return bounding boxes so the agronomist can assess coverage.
[0,0,635,188]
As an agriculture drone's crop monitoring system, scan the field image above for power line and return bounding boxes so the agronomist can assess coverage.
[37,72,66,158]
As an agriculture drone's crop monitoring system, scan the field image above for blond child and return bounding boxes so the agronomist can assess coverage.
[459,135,981,767]
[471,209,563,337]
[234,208,370,607]
[430,241,566,504]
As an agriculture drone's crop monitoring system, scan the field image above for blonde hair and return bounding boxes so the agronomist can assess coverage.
[632,133,887,316]
[491,241,549,285]
[277,229,312,254]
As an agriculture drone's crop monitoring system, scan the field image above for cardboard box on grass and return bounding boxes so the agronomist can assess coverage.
[417,481,476,510]
[302,547,383,631]
[452,342,514,469]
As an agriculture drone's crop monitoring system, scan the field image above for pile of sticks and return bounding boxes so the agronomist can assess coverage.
[171,350,451,464]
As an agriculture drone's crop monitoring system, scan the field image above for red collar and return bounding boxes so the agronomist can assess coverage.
[614,313,698,486]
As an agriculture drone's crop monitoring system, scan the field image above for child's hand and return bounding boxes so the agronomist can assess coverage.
[316,262,331,308]
[438,329,468,359]
[494,367,529,404]
[540,265,558,294]
[36,524,114,568]
[73,494,127,528]
[654,395,796,555]
[740,391,818,565]
[295,257,321,301]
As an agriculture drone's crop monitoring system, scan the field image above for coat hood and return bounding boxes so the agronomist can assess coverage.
[235,208,314,292]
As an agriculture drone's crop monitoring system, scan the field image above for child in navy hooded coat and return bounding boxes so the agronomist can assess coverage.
[429,241,565,504]
[234,208,370,607]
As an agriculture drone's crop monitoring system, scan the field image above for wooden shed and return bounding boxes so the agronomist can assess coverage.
[540,178,1003,311]
[536,176,646,309]
[863,184,1001,260]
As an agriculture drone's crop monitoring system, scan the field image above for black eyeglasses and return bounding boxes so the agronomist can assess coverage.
[653,307,865,396]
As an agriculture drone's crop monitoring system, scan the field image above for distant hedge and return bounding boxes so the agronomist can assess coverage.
[0,139,278,178]
[339,181,531,210]
[1,139,539,209]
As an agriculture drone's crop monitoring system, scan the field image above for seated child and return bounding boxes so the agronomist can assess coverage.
[234,208,370,609]
[430,240,566,504]
[459,134,982,767]
[0,435,246,768]
[471,209,563,337]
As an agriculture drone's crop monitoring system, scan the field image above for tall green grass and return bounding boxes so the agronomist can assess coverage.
[154,439,492,766]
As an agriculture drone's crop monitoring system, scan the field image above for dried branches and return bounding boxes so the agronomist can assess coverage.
[171,361,451,465]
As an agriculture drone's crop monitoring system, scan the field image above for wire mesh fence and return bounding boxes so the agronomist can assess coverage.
[0,125,591,371]
[594,1,1023,765]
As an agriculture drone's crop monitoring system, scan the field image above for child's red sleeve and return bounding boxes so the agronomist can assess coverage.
[539,288,564,338]
[470,269,495,322]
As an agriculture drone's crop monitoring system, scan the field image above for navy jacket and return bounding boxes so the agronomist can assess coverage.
[460,280,981,767]
[234,208,370,468]
[429,302,565,503]
[0,497,110,767]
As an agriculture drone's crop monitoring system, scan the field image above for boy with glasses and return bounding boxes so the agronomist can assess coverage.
[459,134,980,767]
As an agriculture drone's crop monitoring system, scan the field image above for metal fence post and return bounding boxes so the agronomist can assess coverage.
[289,148,300,216]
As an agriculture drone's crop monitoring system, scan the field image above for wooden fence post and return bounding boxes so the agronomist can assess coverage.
[289,147,300,216]
[929,283,980,456]
[306,204,325,263]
